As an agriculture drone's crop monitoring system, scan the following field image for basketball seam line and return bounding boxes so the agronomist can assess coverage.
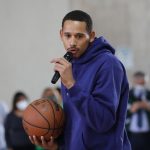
[30,104,50,136]
[23,119,63,130]
[30,104,50,127]
[60,107,64,128]
[56,106,64,136]
[52,101,64,131]
[47,100,56,137]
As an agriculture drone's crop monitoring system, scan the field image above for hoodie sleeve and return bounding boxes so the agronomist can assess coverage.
[66,58,127,133]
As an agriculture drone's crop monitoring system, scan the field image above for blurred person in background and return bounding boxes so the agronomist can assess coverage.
[41,87,62,106]
[55,87,63,106]
[41,87,55,100]
[53,87,62,107]
[126,71,150,150]
[0,101,9,150]
[4,91,35,150]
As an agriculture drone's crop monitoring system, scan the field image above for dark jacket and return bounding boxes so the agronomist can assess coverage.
[126,88,150,131]
[4,111,35,149]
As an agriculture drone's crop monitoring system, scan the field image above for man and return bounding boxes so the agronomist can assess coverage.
[126,71,150,150]
[29,10,131,150]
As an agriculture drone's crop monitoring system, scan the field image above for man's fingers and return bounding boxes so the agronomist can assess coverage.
[47,136,54,146]
[50,136,54,143]
[51,58,59,63]
[41,136,47,146]
[33,135,41,145]
[54,64,65,73]
[29,136,34,144]
[51,58,69,64]
[54,63,65,70]
[30,135,57,149]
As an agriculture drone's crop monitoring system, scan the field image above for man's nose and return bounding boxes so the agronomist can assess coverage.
[70,37,77,47]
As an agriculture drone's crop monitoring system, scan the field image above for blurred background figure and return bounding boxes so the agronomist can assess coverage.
[4,91,35,150]
[126,71,150,150]
[41,87,62,106]
[41,87,55,99]
[0,101,9,150]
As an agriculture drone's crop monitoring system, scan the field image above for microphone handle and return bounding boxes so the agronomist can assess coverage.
[51,71,60,84]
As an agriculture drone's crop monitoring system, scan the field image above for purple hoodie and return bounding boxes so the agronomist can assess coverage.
[60,37,131,150]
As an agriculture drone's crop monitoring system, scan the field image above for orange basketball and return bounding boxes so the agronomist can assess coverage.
[22,98,65,141]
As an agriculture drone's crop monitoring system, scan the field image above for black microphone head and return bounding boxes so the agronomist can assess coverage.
[64,52,73,62]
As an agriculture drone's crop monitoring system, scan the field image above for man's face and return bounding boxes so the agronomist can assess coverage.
[133,76,145,86]
[60,20,95,58]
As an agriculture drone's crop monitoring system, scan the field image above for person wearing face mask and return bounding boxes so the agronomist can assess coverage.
[4,92,35,150]
[41,87,62,106]
[126,71,150,150]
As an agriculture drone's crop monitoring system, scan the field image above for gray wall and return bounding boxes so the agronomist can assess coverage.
[1,0,150,105]
[0,0,70,105]
[70,0,150,85]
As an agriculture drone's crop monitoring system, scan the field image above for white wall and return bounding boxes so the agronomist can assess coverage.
[0,0,70,106]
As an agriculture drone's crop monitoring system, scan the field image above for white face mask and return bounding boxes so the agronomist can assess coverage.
[16,100,28,111]
[134,84,146,98]
[134,84,145,91]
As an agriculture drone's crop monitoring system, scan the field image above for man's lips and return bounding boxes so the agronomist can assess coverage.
[68,48,79,54]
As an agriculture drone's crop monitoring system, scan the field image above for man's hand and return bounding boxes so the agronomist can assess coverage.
[130,101,150,113]
[29,136,58,150]
[139,101,150,111]
[51,57,75,89]
[130,102,140,113]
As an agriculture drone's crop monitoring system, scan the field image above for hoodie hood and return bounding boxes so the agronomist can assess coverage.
[72,36,115,64]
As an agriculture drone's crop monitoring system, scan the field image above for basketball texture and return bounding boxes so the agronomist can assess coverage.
[22,98,65,141]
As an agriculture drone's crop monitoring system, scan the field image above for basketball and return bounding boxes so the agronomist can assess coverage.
[22,98,65,141]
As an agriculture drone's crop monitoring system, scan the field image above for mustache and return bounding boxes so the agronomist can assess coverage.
[67,47,79,51]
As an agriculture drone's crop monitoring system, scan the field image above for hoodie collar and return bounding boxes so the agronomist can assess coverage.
[72,36,115,64]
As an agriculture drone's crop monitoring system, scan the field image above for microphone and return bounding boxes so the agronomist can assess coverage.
[51,52,73,84]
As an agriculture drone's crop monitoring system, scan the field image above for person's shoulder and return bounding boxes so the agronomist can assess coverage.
[105,51,121,62]
[98,50,123,70]
[146,89,150,98]
[129,88,134,95]
[6,111,14,119]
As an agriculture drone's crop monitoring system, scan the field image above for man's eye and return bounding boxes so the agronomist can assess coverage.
[65,34,71,38]
[77,35,83,39]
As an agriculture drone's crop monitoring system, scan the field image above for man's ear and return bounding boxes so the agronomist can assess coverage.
[89,31,95,42]
[60,29,63,40]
